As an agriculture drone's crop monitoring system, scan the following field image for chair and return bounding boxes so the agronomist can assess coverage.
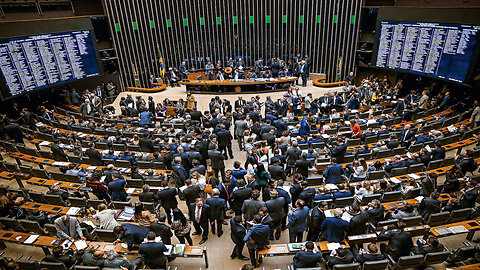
[306,177,323,186]
[381,191,402,202]
[68,197,88,208]
[335,197,355,208]
[360,194,382,206]
[422,251,451,267]
[404,187,420,199]
[347,138,361,146]
[32,168,50,179]
[426,160,443,170]
[43,223,58,236]
[38,150,52,159]
[390,167,408,177]
[94,229,117,242]
[126,179,144,188]
[137,161,152,169]
[0,217,24,231]
[153,162,165,169]
[50,171,65,181]
[112,201,132,209]
[96,142,108,150]
[448,208,472,223]
[392,147,406,156]
[333,263,360,270]
[44,194,67,206]
[428,212,450,226]
[362,259,389,270]
[448,246,477,264]
[74,266,101,270]
[65,174,82,183]
[376,150,392,158]
[115,159,132,168]
[40,261,68,270]
[376,219,399,229]
[19,165,33,175]
[127,145,141,152]
[88,199,105,209]
[402,215,422,227]
[407,164,424,173]
[367,170,385,180]
[15,259,39,270]
[67,155,82,163]
[19,220,47,235]
[442,157,455,167]
[388,254,423,270]
[112,144,126,151]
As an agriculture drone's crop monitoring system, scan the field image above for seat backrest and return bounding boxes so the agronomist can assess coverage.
[407,164,424,173]
[88,199,105,209]
[362,259,389,270]
[376,150,392,158]
[424,251,450,264]
[94,229,117,242]
[115,159,132,168]
[68,197,88,207]
[112,201,132,209]
[367,170,385,180]
[335,197,354,208]
[74,266,101,270]
[390,167,408,176]
[126,179,144,188]
[28,191,46,203]
[44,194,65,206]
[377,219,399,229]
[45,223,58,236]
[402,215,423,227]
[449,208,472,222]
[427,160,443,170]
[137,161,153,169]
[0,217,23,231]
[40,261,68,270]
[332,263,360,270]
[381,191,402,202]
[428,212,450,226]
[15,259,39,270]
[361,194,382,205]
[397,255,423,267]
[19,219,44,234]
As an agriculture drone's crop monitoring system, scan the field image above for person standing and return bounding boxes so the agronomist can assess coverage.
[188,198,210,244]
[230,215,249,261]
[138,231,168,269]
[287,199,309,243]
[206,188,227,237]
[298,60,308,87]
[217,124,234,159]
[243,215,270,267]
[265,189,285,240]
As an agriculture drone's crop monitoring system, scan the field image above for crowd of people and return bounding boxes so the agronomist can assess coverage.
[1,72,480,270]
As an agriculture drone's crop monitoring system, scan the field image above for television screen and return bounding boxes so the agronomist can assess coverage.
[375,21,480,83]
[0,30,100,98]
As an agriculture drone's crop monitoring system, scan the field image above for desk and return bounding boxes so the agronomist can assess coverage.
[312,78,346,88]
[20,202,65,214]
[430,219,480,241]
[27,177,83,191]
[259,241,348,258]
[126,84,167,93]
[180,77,298,93]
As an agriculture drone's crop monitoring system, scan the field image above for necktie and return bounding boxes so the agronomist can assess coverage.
[196,207,201,223]
[225,185,230,200]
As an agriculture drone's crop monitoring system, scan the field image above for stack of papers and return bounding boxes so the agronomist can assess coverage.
[74,240,88,250]
[408,174,420,179]
[425,145,432,152]
[87,166,98,171]
[39,141,51,146]
[324,210,335,217]
[24,235,39,244]
[390,177,401,184]
[449,225,469,233]
[52,162,70,166]
[324,184,338,190]
[415,196,424,202]
[66,207,81,216]
[326,243,341,251]
[341,212,352,222]
[126,188,137,194]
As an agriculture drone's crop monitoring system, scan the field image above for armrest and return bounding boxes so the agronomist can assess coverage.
[15,255,23,260]
[25,256,32,260]
[387,254,396,265]
[463,241,473,247]
[368,221,377,232]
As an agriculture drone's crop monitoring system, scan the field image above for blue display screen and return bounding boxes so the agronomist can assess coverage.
[375,21,480,83]
[0,30,100,97]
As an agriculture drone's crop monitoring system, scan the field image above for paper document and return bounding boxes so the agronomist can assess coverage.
[326,243,341,251]
[24,235,39,244]
[66,207,81,216]
[390,177,401,184]
[190,248,202,253]
[449,225,468,234]
[275,246,287,252]
[406,152,412,159]
[341,212,352,222]
[408,174,420,179]
[425,145,432,152]
[103,244,115,250]
[39,141,51,146]
[415,196,424,202]
[74,240,88,250]
[173,244,186,254]
[126,188,136,194]
[434,227,453,235]
[164,244,173,255]
[324,210,335,217]
[87,166,97,171]
[52,162,70,166]
[325,184,338,190]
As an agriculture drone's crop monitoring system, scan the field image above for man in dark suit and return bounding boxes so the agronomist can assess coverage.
[348,204,369,237]
[268,158,286,181]
[366,199,385,226]
[330,138,347,163]
[321,208,349,243]
[139,133,154,153]
[149,213,173,245]
[230,179,252,216]
[307,201,328,241]
[208,143,227,181]
[43,246,78,268]
[206,188,227,237]
[326,247,355,269]
[288,199,309,243]
[353,243,386,264]
[50,140,68,161]
[230,215,249,260]
[398,124,415,147]
[459,179,478,208]
[286,141,302,176]
[235,96,247,110]
[108,174,127,202]
[182,179,201,206]
[295,153,312,179]
[172,156,188,188]
[114,223,149,250]
[156,181,178,224]
[189,198,210,244]
[259,207,274,233]
[275,97,288,117]
[384,155,408,174]
[243,214,270,267]
[265,189,285,240]
[293,241,323,268]
[323,158,345,184]
[430,141,446,161]
[139,231,168,269]
[138,184,157,204]
[298,60,308,87]
[413,236,445,255]
[86,142,103,166]
[378,221,413,260]
[420,173,437,197]
[217,124,234,159]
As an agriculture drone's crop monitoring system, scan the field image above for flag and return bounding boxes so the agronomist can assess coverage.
[157,44,165,80]
[336,57,342,82]
[133,64,140,87]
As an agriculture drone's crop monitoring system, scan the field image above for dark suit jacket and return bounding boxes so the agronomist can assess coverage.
[188,203,210,226]
[51,144,68,161]
[217,130,233,146]
[149,222,173,245]
[308,207,326,234]
[208,150,226,169]
[230,187,252,213]
[265,197,285,221]
[378,229,413,260]
[355,252,386,264]
[138,241,168,268]
[399,129,415,142]
[206,197,226,220]
[348,211,369,236]
[139,137,154,153]
[414,243,445,255]
[286,147,302,166]
[156,188,178,209]
[295,159,312,178]
[431,147,446,161]
[420,176,436,197]
[261,214,274,227]
[268,164,286,181]
[321,217,349,242]
[293,250,323,269]
[183,185,201,206]
[86,148,103,166]
[323,164,345,184]
[460,188,478,208]
[330,144,347,163]
[327,248,354,268]
[139,191,157,203]
[367,205,385,225]
[230,219,246,244]
[108,179,127,201]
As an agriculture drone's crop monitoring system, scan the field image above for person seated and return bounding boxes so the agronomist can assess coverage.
[376,125,389,136]
[355,144,371,159]
[313,188,332,201]
[28,209,55,226]
[378,221,413,261]
[292,241,323,269]
[47,184,70,201]
[43,246,78,268]
[441,198,461,212]
[132,201,158,227]
[366,199,385,226]
[389,203,415,220]
[353,243,385,264]
[104,249,143,270]
[326,246,354,269]
[82,245,105,267]
[332,184,352,200]
[413,236,445,255]
[384,155,408,174]
[455,149,477,175]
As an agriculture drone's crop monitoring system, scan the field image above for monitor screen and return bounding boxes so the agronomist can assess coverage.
[375,21,480,83]
[0,30,100,98]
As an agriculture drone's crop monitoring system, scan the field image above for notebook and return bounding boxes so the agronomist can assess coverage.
[117,206,135,221]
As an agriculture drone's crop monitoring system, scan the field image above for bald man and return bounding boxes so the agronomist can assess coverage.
[54,215,85,241]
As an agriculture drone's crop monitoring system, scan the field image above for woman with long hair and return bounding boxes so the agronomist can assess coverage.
[171,208,193,245]
[132,202,157,227]
[352,158,368,181]
[254,163,271,190]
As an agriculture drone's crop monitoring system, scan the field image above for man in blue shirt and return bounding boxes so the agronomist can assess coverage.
[321,208,349,243]
[293,241,323,269]
[243,215,270,267]
[323,158,345,184]
[139,109,153,127]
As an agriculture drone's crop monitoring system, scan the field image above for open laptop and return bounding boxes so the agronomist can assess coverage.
[117,206,135,221]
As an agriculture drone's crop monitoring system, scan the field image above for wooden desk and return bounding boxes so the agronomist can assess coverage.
[126,84,167,93]
[312,78,346,88]
[180,77,298,93]
[27,177,83,190]
[430,219,480,241]
[259,241,347,258]
[20,202,64,214]
[0,171,16,180]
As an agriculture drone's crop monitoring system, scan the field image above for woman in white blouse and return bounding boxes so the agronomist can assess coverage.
[352,158,368,181]
[354,181,374,202]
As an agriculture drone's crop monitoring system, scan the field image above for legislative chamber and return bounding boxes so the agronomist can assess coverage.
[0,1,479,270]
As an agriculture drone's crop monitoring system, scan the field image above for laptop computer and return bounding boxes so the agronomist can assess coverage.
[117,206,135,221]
